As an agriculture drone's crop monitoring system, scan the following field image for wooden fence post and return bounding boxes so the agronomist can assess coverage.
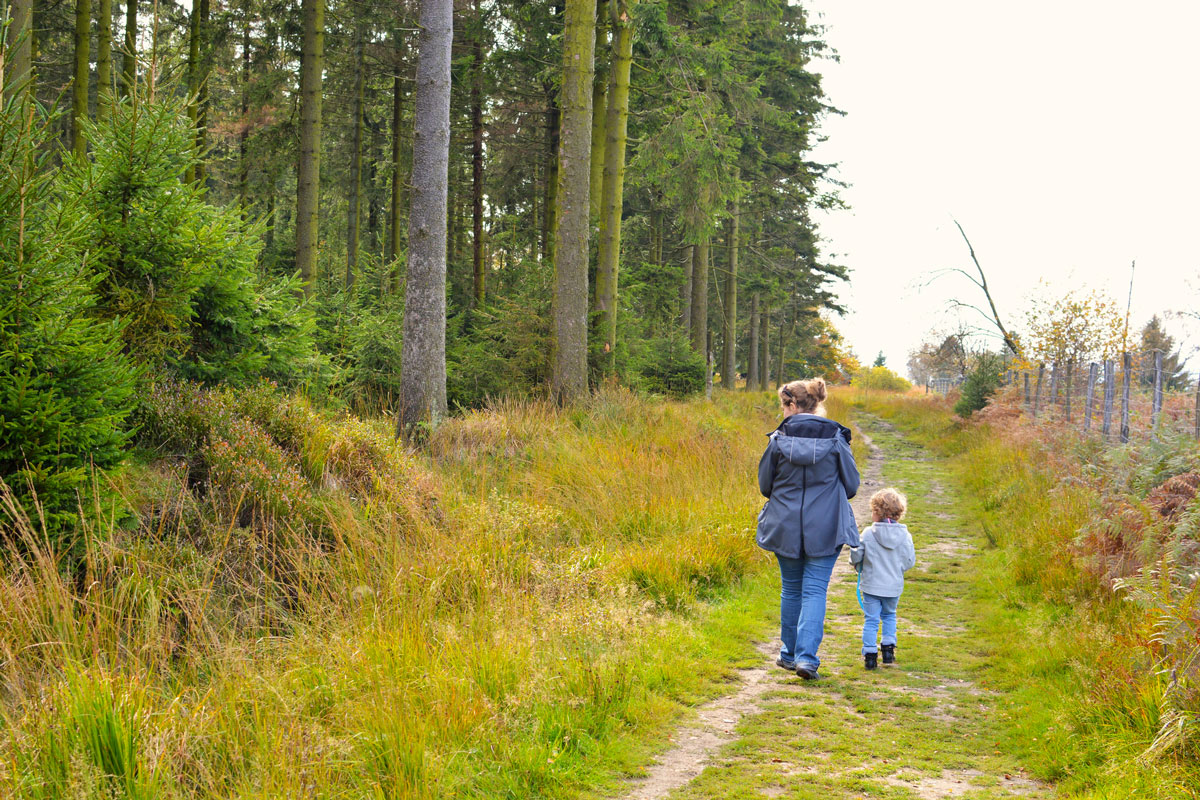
[1102,359,1115,439]
[1049,362,1059,415]
[1033,363,1045,419]
[1084,362,1097,431]
[1023,372,1030,407]
[1064,361,1073,423]
[1194,377,1200,441]
[1120,352,1132,443]
[1151,350,1163,438]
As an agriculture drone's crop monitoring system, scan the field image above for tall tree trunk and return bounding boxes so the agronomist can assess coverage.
[593,0,632,369]
[470,0,485,305]
[690,236,709,352]
[759,305,770,390]
[541,88,559,263]
[776,309,790,386]
[185,0,211,184]
[540,0,563,264]
[346,25,366,288]
[239,0,251,213]
[196,0,210,184]
[550,0,597,402]
[97,0,112,115]
[746,292,759,391]
[721,184,739,387]
[296,0,324,295]
[398,0,453,435]
[71,0,91,158]
[587,1,607,223]
[185,1,200,182]
[681,243,693,329]
[121,0,136,95]
[4,0,33,104]
[388,29,405,271]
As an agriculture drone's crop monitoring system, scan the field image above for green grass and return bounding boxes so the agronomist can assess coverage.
[651,405,1053,799]
[859,391,1200,799]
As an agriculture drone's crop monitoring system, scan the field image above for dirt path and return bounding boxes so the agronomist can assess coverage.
[612,414,1050,800]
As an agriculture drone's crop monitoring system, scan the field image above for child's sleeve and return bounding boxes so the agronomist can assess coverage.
[903,531,916,571]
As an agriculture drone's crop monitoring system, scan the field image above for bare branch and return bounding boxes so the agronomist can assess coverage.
[952,219,1020,355]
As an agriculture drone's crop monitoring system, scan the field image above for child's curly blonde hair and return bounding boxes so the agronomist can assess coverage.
[870,488,907,521]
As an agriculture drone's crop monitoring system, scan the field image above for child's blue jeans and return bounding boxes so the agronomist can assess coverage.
[776,552,839,671]
[861,592,899,655]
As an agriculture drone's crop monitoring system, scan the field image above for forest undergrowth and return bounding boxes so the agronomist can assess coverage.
[0,385,852,799]
[855,389,1200,798]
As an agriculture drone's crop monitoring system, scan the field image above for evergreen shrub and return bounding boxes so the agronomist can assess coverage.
[72,93,315,386]
[0,92,137,533]
[628,333,707,398]
[954,355,1005,417]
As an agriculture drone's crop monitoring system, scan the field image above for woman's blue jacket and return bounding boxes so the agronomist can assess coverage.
[756,413,861,559]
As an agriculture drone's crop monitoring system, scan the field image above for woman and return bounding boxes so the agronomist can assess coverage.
[757,378,860,680]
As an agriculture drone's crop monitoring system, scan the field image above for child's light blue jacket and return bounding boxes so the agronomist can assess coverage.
[848,521,915,597]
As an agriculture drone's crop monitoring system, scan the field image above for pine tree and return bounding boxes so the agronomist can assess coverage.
[0,89,136,533]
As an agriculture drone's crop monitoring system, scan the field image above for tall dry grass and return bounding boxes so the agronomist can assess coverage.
[0,385,795,798]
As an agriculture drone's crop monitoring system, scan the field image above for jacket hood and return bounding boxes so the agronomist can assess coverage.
[871,521,908,550]
[776,435,838,466]
[773,413,853,443]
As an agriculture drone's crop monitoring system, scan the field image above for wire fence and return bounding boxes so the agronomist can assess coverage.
[1010,350,1197,442]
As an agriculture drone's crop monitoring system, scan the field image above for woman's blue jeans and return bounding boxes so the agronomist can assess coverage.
[861,592,899,654]
[776,552,838,670]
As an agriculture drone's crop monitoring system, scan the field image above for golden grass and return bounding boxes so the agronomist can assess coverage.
[0,386,790,798]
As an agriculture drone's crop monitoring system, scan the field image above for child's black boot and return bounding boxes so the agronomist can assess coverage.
[881,644,895,665]
[864,652,878,670]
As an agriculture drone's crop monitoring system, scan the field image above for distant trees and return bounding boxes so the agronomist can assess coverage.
[1138,315,1188,390]
[1022,287,1125,366]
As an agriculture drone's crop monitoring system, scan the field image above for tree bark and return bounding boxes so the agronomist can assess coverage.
[239,0,251,213]
[681,243,693,329]
[121,0,136,95]
[388,29,405,272]
[4,0,33,104]
[470,0,485,305]
[185,0,200,182]
[296,0,324,295]
[721,182,739,387]
[541,89,559,263]
[71,0,91,158]
[398,0,453,435]
[746,292,759,391]
[587,1,608,223]
[185,0,211,184]
[550,0,598,403]
[759,304,770,390]
[97,0,113,115]
[593,0,632,370]
[689,236,709,352]
[346,24,366,288]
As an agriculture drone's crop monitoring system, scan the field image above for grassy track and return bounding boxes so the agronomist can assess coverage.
[607,403,1050,799]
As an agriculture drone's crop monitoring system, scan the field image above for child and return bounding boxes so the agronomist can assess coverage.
[849,488,916,670]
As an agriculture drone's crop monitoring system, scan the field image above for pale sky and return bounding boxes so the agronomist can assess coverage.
[806,0,1200,375]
